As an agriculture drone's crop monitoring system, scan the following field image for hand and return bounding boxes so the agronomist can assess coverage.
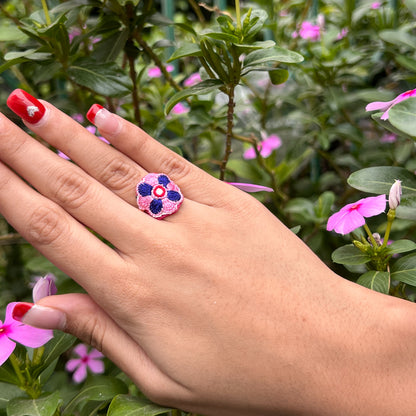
[2,90,416,416]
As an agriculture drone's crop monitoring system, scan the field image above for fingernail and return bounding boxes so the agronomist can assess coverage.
[7,89,46,124]
[87,104,121,135]
[12,302,66,330]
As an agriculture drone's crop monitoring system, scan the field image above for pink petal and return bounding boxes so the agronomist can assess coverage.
[137,195,152,211]
[365,100,394,112]
[66,358,82,372]
[228,183,274,193]
[87,358,105,374]
[356,195,386,217]
[263,134,282,150]
[333,210,365,235]
[88,349,104,359]
[0,335,16,366]
[73,343,88,358]
[73,364,88,383]
[243,147,256,160]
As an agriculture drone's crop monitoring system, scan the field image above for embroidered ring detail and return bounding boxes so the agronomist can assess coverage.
[136,173,184,219]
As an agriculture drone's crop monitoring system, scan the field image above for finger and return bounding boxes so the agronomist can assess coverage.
[87,104,239,206]
[0,111,158,253]
[12,294,186,403]
[7,89,145,207]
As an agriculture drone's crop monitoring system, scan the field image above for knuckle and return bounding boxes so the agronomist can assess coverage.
[26,205,68,246]
[99,157,138,192]
[158,155,192,182]
[52,169,90,209]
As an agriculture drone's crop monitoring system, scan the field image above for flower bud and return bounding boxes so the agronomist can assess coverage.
[388,179,402,210]
[32,273,57,303]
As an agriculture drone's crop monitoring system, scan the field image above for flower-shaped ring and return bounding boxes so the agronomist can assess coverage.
[136,173,184,219]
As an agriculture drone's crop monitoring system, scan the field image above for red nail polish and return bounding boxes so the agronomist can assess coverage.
[12,302,34,322]
[86,104,104,124]
[7,89,46,124]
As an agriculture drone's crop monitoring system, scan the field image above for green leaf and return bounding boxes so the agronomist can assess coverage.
[67,59,132,97]
[315,191,336,219]
[167,43,202,62]
[268,68,289,85]
[242,9,268,39]
[4,49,51,61]
[396,55,416,72]
[388,97,416,139]
[0,383,23,410]
[234,40,275,54]
[203,31,240,43]
[347,166,416,195]
[165,79,224,114]
[62,376,128,415]
[387,240,416,255]
[107,395,172,416]
[356,271,390,294]
[379,30,416,50]
[7,391,61,416]
[243,46,303,67]
[332,244,371,265]
[391,253,416,286]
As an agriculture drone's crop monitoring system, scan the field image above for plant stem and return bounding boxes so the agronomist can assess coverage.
[381,209,395,248]
[220,85,236,180]
[135,34,182,92]
[363,223,378,247]
[41,0,51,25]
[127,53,142,128]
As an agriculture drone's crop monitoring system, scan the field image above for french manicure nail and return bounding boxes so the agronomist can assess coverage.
[12,302,66,330]
[87,104,121,135]
[7,89,46,124]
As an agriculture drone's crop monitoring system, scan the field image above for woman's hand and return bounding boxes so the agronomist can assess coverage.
[2,90,416,416]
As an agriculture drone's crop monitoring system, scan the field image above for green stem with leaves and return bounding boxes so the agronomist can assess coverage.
[381,209,396,248]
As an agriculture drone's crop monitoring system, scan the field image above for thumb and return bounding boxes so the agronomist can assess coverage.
[12,294,186,404]
[12,293,141,362]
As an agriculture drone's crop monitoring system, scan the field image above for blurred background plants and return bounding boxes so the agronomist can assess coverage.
[1,0,416,414]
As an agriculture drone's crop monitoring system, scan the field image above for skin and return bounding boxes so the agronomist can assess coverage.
[1,99,416,415]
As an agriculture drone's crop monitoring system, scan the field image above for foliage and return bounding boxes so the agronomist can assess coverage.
[0,0,416,414]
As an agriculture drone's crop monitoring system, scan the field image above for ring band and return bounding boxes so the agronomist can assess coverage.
[136,173,183,219]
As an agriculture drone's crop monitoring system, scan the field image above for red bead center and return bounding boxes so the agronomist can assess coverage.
[152,185,166,198]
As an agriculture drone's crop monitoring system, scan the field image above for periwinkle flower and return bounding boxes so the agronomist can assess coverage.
[243,134,282,160]
[327,195,386,235]
[228,183,273,193]
[148,65,174,78]
[366,88,416,120]
[0,303,53,366]
[66,344,105,383]
[293,21,321,41]
[184,72,202,87]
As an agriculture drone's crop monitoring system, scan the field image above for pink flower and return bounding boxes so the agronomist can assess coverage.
[184,73,202,87]
[71,113,84,123]
[148,65,174,78]
[365,88,416,120]
[243,134,282,160]
[0,303,53,366]
[371,2,382,9]
[293,21,321,41]
[171,102,189,115]
[32,273,57,303]
[65,344,105,383]
[228,183,273,193]
[327,195,386,235]
[337,28,348,40]
[380,133,397,143]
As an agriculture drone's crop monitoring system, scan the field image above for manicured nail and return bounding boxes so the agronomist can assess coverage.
[87,104,121,135]
[7,89,46,124]
[12,302,66,330]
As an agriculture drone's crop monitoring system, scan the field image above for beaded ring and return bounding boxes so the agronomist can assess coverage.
[136,173,183,219]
